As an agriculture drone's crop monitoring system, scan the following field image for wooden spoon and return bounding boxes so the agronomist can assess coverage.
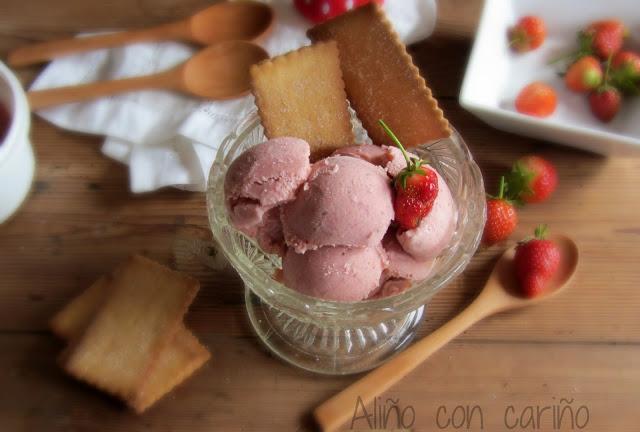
[8,1,273,67]
[314,235,579,432]
[27,41,268,110]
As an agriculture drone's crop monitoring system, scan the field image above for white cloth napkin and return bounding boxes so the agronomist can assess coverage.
[31,0,437,193]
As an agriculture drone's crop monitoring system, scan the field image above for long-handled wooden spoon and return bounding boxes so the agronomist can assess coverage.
[314,235,579,432]
[8,1,273,67]
[27,41,268,110]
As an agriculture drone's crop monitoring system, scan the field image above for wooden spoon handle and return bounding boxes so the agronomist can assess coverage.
[28,69,180,110]
[314,295,494,432]
[8,21,189,67]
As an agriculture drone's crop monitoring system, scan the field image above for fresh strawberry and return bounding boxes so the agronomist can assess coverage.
[564,56,603,92]
[393,168,439,230]
[589,85,621,123]
[294,0,383,24]
[515,82,557,118]
[612,51,640,77]
[514,225,561,298]
[507,155,558,204]
[482,177,518,246]
[509,16,546,52]
[379,119,438,230]
[611,51,640,95]
[584,19,628,60]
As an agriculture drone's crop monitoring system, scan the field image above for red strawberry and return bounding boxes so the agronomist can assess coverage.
[393,168,439,230]
[515,82,557,118]
[294,0,383,24]
[507,155,558,204]
[509,16,546,52]
[514,225,561,298]
[379,120,438,230]
[611,51,640,95]
[482,177,518,246]
[612,51,640,77]
[589,86,621,123]
[564,56,603,92]
[584,19,628,59]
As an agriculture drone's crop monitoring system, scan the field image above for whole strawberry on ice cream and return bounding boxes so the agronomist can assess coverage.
[378,119,438,230]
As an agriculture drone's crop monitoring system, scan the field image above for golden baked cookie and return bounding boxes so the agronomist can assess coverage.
[309,4,451,147]
[251,41,354,159]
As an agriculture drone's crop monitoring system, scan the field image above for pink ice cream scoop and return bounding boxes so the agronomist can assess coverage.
[370,279,412,299]
[397,167,457,260]
[224,137,310,237]
[382,234,435,281]
[282,245,386,302]
[281,155,394,253]
[255,207,286,256]
[333,144,408,177]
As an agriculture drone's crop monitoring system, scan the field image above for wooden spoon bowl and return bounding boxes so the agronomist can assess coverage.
[182,41,267,100]
[8,1,273,67]
[189,1,274,44]
[27,41,269,109]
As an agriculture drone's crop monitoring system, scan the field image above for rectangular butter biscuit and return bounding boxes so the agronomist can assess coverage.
[251,41,354,159]
[50,271,209,413]
[62,255,200,403]
[309,4,451,147]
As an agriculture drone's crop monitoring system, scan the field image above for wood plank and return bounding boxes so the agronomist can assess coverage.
[1,333,638,431]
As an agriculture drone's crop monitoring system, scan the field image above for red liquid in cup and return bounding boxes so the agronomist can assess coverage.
[0,103,10,144]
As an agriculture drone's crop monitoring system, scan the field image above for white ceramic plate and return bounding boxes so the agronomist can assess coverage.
[460,0,640,155]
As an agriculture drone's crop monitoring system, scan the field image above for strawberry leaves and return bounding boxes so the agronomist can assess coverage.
[610,63,640,95]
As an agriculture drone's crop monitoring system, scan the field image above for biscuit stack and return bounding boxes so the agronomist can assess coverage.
[50,255,210,413]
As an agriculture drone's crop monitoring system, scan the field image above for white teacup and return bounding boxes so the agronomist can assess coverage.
[0,61,34,223]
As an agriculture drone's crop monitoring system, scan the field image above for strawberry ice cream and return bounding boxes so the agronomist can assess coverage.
[224,137,310,237]
[254,207,286,256]
[334,144,407,177]
[224,137,457,302]
[396,167,457,260]
[283,245,386,302]
[382,234,435,281]
[281,155,394,253]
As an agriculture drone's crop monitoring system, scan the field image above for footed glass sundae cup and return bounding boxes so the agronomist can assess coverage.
[207,111,485,375]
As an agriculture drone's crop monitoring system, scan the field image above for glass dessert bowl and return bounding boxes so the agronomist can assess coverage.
[207,111,486,375]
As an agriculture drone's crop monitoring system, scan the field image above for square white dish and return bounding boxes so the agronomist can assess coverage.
[460,0,640,155]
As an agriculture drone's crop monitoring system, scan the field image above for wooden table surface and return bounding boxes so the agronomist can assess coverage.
[1,1,639,431]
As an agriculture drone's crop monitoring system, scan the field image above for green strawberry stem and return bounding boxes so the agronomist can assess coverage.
[604,55,612,83]
[378,119,411,167]
[534,224,548,239]
[378,119,426,189]
[548,31,593,66]
[497,176,506,200]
